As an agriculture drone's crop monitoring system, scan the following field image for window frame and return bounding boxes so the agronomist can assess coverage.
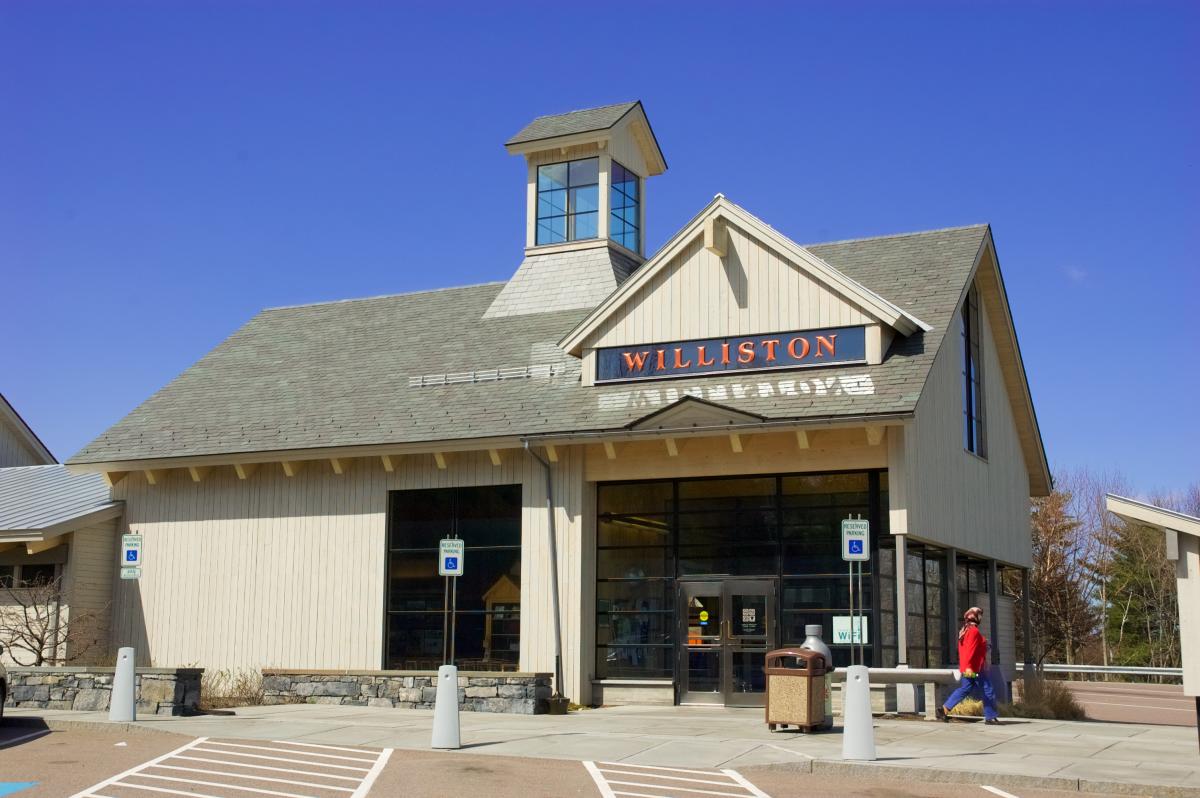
[535,157,600,246]
[961,283,987,458]
[609,159,641,253]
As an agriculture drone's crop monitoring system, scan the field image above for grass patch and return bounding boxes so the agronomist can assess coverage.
[200,668,265,710]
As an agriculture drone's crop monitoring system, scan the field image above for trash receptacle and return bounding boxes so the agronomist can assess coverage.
[765,648,827,732]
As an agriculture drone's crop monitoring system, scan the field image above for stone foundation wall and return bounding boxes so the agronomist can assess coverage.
[262,670,553,714]
[2,667,203,716]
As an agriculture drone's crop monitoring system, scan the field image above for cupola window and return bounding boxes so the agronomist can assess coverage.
[536,157,599,245]
[610,160,640,252]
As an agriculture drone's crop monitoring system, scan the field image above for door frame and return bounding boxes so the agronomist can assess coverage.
[676,577,777,706]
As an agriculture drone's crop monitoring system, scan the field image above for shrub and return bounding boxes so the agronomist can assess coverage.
[948,698,983,717]
[200,668,265,710]
[1004,677,1086,721]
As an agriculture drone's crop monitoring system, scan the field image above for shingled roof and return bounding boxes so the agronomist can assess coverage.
[69,224,990,466]
[506,101,641,145]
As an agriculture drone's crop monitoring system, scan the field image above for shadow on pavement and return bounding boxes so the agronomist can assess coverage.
[0,716,51,749]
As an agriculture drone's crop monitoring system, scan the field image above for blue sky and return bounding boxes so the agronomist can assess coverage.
[2,1,1196,493]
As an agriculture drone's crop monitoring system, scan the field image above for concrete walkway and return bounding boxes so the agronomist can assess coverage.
[9,704,1200,795]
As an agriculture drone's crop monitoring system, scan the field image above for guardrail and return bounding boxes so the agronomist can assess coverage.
[1017,663,1183,678]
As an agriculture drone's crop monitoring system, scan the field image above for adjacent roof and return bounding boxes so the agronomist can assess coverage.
[69,223,993,468]
[506,102,641,146]
[1106,494,1200,540]
[1,392,56,465]
[0,465,122,540]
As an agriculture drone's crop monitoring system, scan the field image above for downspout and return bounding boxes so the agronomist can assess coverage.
[524,441,567,703]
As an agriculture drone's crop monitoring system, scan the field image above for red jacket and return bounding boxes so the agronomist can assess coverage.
[958,624,987,675]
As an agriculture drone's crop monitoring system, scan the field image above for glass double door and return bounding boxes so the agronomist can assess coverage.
[678,579,776,706]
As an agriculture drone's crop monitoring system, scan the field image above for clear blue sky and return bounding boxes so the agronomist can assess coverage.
[2,1,1196,493]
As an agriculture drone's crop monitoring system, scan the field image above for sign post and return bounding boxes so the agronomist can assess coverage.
[433,537,464,750]
[840,516,875,761]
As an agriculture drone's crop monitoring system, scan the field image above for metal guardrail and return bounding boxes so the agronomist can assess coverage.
[1017,663,1183,677]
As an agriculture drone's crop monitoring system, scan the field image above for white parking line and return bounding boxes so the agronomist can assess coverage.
[0,728,51,748]
[981,787,1022,798]
[70,735,394,798]
[584,761,771,798]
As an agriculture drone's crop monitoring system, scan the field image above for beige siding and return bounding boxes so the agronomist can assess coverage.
[589,222,873,349]
[60,519,118,662]
[109,448,593,702]
[0,417,46,467]
[1179,533,1200,696]
[902,284,1032,566]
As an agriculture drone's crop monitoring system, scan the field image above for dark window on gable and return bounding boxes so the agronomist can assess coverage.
[961,284,987,457]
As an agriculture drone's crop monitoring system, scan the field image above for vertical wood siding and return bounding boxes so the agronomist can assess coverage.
[61,519,118,661]
[589,223,872,348]
[0,418,45,467]
[903,286,1032,566]
[109,448,592,701]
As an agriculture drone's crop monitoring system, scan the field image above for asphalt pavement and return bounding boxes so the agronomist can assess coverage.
[1059,681,1198,726]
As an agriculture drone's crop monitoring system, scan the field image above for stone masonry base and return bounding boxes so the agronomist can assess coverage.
[261,669,553,714]
[2,666,203,716]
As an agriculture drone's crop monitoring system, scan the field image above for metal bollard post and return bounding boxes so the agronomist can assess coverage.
[109,647,136,722]
[841,664,876,761]
[430,664,461,749]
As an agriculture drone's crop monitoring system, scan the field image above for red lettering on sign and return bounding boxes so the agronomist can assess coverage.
[696,345,715,367]
[788,336,811,359]
[815,335,837,358]
[721,343,731,364]
[673,347,692,369]
[655,349,666,370]
[622,351,650,372]
[737,341,756,364]
[762,339,780,362]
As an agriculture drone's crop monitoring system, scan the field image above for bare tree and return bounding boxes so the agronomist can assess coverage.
[0,576,107,666]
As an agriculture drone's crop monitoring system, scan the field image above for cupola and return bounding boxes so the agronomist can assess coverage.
[482,101,668,319]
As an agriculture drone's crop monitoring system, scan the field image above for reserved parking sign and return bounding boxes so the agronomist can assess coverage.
[841,518,870,562]
[439,538,464,576]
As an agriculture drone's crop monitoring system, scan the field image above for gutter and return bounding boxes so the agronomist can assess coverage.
[522,440,568,706]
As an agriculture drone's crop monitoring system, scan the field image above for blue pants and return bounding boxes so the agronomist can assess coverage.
[943,673,998,720]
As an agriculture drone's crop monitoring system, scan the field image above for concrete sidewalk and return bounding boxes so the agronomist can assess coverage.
[9,703,1200,795]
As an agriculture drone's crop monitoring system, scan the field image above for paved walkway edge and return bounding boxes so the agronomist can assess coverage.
[755,759,1200,797]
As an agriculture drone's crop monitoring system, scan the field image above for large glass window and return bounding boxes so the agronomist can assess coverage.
[961,283,987,457]
[904,542,947,668]
[595,472,885,679]
[386,485,521,671]
[609,160,640,252]
[536,158,598,245]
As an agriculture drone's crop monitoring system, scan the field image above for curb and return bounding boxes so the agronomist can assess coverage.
[4,714,195,739]
[748,758,1200,797]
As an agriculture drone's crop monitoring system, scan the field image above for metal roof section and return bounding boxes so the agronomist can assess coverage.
[0,464,122,540]
[0,392,56,465]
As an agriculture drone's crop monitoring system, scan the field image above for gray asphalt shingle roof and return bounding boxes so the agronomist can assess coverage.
[69,225,988,465]
[0,465,120,533]
[507,102,640,145]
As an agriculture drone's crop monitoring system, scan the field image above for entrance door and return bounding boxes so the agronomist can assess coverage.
[678,580,776,706]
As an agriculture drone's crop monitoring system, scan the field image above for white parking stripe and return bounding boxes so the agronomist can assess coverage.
[604,781,749,797]
[73,735,392,798]
[150,764,355,792]
[721,770,771,798]
[271,740,384,755]
[981,787,1021,798]
[598,762,733,777]
[598,768,741,786]
[0,729,52,748]
[203,740,378,762]
[583,762,617,798]
[172,754,361,781]
[585,761,770,798]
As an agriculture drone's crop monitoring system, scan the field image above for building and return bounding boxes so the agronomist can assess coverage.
[65,101,1049,707]
[1,393,122,665]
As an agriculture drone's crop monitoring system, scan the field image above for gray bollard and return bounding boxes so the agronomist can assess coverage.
[840,664,876,761]
[430,664,461,749]
[108,647,136,722]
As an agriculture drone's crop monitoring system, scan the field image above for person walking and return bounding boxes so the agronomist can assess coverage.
[939,606,1000,725]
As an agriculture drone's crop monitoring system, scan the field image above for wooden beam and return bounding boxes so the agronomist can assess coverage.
[329,458,349,475]
[281,461,304,478]
[603,441,617,460]
[545,445,559,463]
[433,452,447,470]
[729,433,743,453]
[703,215,726,258]
[664,438,678,457]
[488,449,502,467]
[26,539,63,555]
[866,427,885,447]
[380,454,398,472]
[187,466,210,483]
[0,542,19,554]
[795,430,810,449]
[103,471,128,487]
[234,463,259,480]
[144,469,167,485]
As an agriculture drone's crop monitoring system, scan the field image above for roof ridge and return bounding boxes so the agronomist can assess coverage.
[263,281,506,312]
[804,223,990,248]
[524,100,637,123]
[0,464,68,471]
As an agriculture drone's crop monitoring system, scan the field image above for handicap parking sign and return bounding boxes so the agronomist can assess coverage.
[848,539,863,555]
[444,556,458,571]
[438,539,464,576]
[840,518,870,562]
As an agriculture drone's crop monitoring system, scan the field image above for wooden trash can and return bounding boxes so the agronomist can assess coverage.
[765,648,827,732]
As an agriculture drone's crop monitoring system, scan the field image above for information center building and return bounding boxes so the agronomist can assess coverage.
[70,102,1050,707]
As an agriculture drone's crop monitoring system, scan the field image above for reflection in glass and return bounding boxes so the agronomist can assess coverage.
[687,649,720,693]
[732,651,766,694]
